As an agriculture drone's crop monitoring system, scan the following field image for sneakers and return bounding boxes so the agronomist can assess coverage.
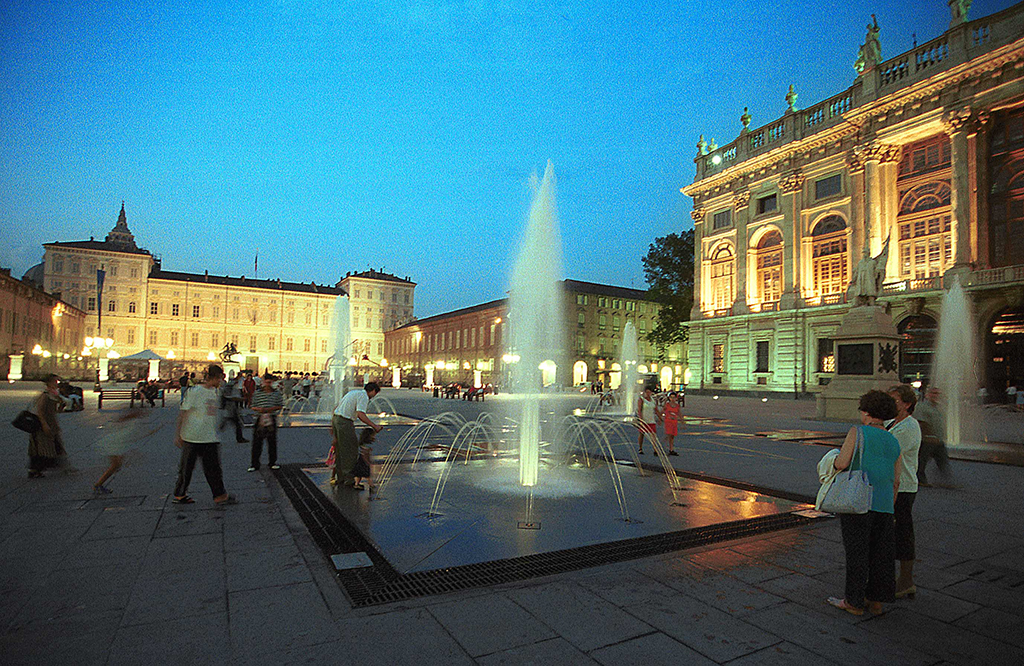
[270,464,280,470]
[247,467,257,473]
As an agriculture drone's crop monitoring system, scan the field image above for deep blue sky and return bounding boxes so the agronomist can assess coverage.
[1,0,1015,316]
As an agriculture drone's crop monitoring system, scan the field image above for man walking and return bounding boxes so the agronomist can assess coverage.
[173,365,236,505]
[332,382,382,486]
[915,386,954,487]
[249,373,284,472]
[219,373,248,443]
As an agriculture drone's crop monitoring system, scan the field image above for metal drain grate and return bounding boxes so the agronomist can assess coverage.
[275,463,819,607]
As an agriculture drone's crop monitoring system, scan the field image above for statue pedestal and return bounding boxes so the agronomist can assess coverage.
[816,305,901,421]
[223,361,242,380]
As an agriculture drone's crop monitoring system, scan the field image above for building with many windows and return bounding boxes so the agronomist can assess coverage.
[384,279,685,389]
[683,2,1024,395]
[1,268,87,380]
[34,205,414,375]
[340,269,416,376]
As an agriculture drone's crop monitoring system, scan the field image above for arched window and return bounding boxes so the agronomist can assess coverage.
[991,157,1024,267]
[755,230,783,305]
[897,182,952,279]
[811,215,848,298]
[709,244,735,311]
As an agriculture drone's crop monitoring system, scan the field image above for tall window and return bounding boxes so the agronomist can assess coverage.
[269,338,276,351]
[898,134,953,279]
[709,245,735,311]
[170,331,179,346]
[193,305,201,318]
[128,301,136,314]
[811,215,848,298]
[172,304,180,317]
[755,230,783,304]
[712,343,725,373]
[990,108,1024,267]
[755,341,770,373]
[149,330,158,345]
[126,328,135,344]
[212,333,219,348]
[191,332,200,347]
[815,174,842,200]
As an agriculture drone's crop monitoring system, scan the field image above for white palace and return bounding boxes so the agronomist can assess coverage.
[684,1,1024,396]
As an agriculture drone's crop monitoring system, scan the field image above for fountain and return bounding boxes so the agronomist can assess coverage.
[505,161,567,487]
[620,320,640,416]
[318,295,353,416]
[932,277,979,447]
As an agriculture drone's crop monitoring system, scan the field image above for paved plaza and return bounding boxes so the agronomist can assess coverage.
[1,384,1023,665]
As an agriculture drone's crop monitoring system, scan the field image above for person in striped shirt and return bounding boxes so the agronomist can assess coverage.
[248,373,284,472]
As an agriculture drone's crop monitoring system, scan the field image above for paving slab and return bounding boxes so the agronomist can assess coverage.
[727,641,836,665]
[954,607,1024,649]
[591,632,717,666]
[942,578,1024,617]
[576,568,681,609]
[230,582,341,662]
[476,637,598,665]
[428,593,556,657]
[622,592,780,662]
[226,541,312,592]
[81,508,161,540]
[55,535,151,570]
[859,606,1024,665]
[10,565,137,631]
[639,556,786,616]
[153,507,225,538]
[685,546,791,584]
[336,607,474,665]
[743,601,934,666]
[107,612,229,666]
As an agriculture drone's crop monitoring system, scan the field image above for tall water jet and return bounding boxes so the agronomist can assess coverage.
[932,277,979,447]
[320,295,352,414]
[620,321,640,413]
[507,161,567,487]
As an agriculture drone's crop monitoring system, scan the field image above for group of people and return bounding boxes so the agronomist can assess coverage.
[635,385,682,456]
[821,384,955,617]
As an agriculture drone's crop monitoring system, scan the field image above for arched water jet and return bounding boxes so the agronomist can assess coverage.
[374,413,467,499]
[428,420,504,516]
[555,419,632,522]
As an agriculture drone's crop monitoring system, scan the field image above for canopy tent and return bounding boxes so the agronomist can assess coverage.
[118,349,165,361]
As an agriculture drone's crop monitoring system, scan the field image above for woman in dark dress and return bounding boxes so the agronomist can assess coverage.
[28,374,66,477]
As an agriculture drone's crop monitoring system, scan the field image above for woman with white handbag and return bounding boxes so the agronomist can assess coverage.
[825,390,902,616]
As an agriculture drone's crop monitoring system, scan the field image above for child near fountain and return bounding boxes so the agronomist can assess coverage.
[351,427,375,491]
[662,391,681,456]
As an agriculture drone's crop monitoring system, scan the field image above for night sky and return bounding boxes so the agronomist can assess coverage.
[1,0,1014,316]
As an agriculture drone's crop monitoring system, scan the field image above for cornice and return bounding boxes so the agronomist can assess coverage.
[682,39,1024,199]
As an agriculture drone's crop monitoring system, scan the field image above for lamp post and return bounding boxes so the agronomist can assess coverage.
[83,336,115,391]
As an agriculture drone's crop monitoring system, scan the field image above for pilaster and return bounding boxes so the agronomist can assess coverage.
[690,207,706,319]
[779,171,805,309]
[847,150,867,268]
[732,191,751,314]
[969,110,992,268]
[944,107,973,268]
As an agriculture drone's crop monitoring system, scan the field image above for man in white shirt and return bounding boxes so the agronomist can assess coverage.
[173,365,236,505]
[332,382,382,486]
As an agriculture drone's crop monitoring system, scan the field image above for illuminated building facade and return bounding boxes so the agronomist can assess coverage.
[1,268,87,380]
[684,2,1024,395]
[384,280,685,389]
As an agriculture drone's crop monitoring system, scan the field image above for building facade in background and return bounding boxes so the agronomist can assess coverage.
[34,205,415,375]
[1,268,87,380]
[339,269,416,376]
[684,2,1024,395]
[384,280,685,389]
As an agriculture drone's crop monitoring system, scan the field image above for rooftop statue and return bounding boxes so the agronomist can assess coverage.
[950,0,972,27]
[846,235,890,307]
[854,14,882,74]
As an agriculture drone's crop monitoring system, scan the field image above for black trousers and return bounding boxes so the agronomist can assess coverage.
[251,419,278,469]
[840,511,896,607]
[174,442,226,498]
[894,492,916,561]
[219,410,245,442]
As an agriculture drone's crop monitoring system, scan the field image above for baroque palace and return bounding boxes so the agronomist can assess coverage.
[28,204,414,377]
[384,280,685,390]
[684,2,1024,395]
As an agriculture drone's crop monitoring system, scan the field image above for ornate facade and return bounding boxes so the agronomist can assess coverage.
[684,2,1024,395]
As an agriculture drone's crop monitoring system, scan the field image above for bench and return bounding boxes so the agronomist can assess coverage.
[136,388,166,408]
[98,388,165,409]
[463,387,485,402]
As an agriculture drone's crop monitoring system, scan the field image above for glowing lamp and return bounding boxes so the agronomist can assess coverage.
[207,352,217,361]
[85,337,94,347]
[167,350,176,359]
[711,154,722,165]
[31,344,43,355]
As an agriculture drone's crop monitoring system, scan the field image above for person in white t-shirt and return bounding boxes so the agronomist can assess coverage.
[173,365,236,505]
[332,382,382,486]
[886,384,921,599]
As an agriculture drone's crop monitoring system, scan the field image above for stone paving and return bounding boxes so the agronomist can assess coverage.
[1,384,1023,665]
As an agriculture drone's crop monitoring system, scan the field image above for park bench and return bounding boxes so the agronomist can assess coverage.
[98,388,165,409]
[463,387,485,402]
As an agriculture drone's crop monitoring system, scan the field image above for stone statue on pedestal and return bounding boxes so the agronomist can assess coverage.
[949,0,972,27]
[854,15,882,74]
[846,236,890,307]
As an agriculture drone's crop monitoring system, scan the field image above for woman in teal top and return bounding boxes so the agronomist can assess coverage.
[827,390,902,617]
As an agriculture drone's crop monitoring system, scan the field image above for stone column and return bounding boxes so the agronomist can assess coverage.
[878,146,903,277]
[779,171,806,309]
[969,110,991,268]
[690,207,706,319]
[944,107,973,268]
[847,149,866,267]
[732,191,751,313]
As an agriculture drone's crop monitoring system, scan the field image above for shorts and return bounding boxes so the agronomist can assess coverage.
[664,419,678,437]
[638,422,656,435]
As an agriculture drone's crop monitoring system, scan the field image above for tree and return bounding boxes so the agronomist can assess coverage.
[642,230,694,356]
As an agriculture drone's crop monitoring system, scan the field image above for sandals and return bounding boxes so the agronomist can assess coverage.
[215,495,238,506]
[172,496,195,504]
[668,450,679,456]
[895,586,917,600]
[827,597,865,616]
[352,484,365,491]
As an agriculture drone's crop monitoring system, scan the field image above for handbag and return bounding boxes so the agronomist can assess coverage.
[820,426,874,514]
[12,409,42,434]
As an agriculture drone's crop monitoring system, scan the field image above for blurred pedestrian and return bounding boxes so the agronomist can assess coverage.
[915,387,953,487]
[173,364,236,505]
[636,386,656,455]
[887,384,921,599]
[351,428,375,491]
[248,373,283,472]
[828,390,901,617]
[242,371,256,408]
[219,373,248,443]
[93,408,161,493]
[27,374,68,478]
